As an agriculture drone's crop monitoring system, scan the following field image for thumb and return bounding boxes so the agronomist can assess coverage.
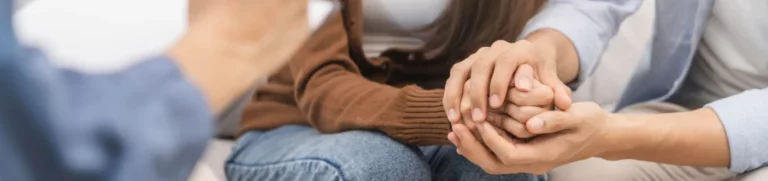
[552,84,573,110]
[539,69,572,110]
[526,111,575,134]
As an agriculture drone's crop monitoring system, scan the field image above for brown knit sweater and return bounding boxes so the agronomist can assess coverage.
[239,0,452,145]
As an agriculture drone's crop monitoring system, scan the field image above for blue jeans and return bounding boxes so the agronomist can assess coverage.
[225,125,545,181]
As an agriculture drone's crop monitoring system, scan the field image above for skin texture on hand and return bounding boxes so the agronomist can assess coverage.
[601,108,730,167]
[449,102,731,175]
[443,28,577,127]
[449,102,613,175]
[450,64,556,143]
[170,0,311,112]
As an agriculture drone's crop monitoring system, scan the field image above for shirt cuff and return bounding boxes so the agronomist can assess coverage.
[706,89,768,173]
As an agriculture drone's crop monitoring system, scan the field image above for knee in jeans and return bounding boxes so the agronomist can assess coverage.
[228,130,430,181]
[320,130,430,180]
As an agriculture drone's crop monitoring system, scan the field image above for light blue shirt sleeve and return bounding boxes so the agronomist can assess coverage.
[520,0,642,89]
[0,1,212,180]
[706,88,768,173]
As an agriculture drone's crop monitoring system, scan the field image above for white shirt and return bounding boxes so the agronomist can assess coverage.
[671,0,768,108]
[361,0,448,57]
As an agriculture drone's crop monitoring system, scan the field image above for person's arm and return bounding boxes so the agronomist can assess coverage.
[285,14,451,146]
[0,0,309,180]
[604,89,768,173]
[520,0,642,88]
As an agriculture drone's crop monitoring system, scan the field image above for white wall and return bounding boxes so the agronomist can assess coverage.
[14,0,187,74]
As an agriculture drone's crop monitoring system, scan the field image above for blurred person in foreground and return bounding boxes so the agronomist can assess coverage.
[445,0,768,180]
[0,0,312,180]
[227,0,639,180]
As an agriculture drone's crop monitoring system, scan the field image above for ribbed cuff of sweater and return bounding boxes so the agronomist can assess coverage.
[380,86,452,146]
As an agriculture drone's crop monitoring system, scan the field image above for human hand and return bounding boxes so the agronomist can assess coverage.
[443,40,572,124]
[448,102,617,175]
[501,64,555,123]
[170,0,312,111]
[454,81,511,141]
[451,64,556,140]
[181,0,312,77]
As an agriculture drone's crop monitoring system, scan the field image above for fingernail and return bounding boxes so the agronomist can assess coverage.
[472,108,484,122]
[456,148,462,155]
[447,109,458,122]
[518,78,532,91]
[529,117,544,131]
[489,95,500,107]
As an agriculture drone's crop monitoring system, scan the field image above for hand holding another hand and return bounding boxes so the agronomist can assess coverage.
[443,39,572,124]
[450,102,617,175]
[449,64,556,143]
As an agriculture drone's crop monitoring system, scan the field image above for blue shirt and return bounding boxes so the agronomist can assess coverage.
[523,0,768,173]
[0,0,212,180]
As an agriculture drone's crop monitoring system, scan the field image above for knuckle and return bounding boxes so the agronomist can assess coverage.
[516,39,534,48]
[460,102,471,114]
[477,47,490,54]
[450,64,468,76]
[496,51,514,63]
[471,60,494,71]
[511,113,531,123]
[491,40,509,48]
[465,122,477,131]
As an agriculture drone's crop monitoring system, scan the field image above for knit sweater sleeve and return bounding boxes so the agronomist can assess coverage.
[288,15,451,145]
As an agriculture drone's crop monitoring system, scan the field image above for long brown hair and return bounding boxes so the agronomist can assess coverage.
[382,0,546,67]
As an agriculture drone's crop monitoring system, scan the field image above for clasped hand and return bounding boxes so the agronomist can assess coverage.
[442,40,617,175]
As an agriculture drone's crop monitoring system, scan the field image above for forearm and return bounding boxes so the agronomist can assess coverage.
[601,108,730,167]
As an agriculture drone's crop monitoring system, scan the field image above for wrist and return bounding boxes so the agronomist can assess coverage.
[525,28,579,83]
[596,113,648,160]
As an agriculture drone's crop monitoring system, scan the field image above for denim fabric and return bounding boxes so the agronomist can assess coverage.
[226,125,545,181]
[1,0,212,180]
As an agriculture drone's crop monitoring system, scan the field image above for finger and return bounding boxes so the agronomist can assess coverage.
[453,124,504,169]
[507,81,554,106]
[445,58,476,123]
[448,132,460,146]
[553,84,573,110]
[460,85,482,140]
[460,81,474,122]
[539,69,572,110]
[470,46,504,122]
[505,104,548,123]
[499,115,534,139]
[476,122,529,165]
[527,111,578,134]
[513,64,535,92]
[488,41,518,109]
